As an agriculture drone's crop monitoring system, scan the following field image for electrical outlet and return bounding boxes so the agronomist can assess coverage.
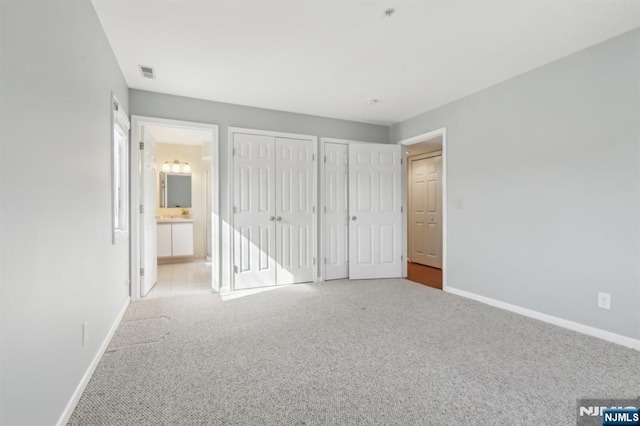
[82,322,88,346]
[597,292,611,311]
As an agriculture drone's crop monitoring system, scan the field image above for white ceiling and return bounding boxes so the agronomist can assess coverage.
[92,0,640,125]
[145,125,212,146]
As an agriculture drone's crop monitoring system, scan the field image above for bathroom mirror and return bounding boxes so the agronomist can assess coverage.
[159,172,192,208]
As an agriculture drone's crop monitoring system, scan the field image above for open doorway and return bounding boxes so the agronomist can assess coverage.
[130,117,219,301]
[400,129,446,290]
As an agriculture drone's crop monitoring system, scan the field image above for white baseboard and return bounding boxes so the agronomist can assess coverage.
[56,297,130,426]
[445,287,640,351]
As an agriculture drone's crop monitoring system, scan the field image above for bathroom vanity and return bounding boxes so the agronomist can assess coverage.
[157,218,194,259]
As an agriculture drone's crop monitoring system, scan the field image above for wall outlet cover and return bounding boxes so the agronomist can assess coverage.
[597,292,611,311]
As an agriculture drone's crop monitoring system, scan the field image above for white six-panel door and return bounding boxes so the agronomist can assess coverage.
[409,156,429,266]
[348,143,402,279]
[233,131,315,289]
[324,143,349,280]
[409,155,442,268]
[275,137,315,284]
[233,133,277,289]
[141,128,158,296]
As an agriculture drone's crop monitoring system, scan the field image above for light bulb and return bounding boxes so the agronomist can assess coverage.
[172,160,181,173]
[182,163,191,173]
[162,162,170,172]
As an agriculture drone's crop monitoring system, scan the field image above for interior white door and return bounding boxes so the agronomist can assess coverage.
[324,142,349,280]
[409,156,428,266]
[233,132,277,289]
[275,137,315,285]
[414,155,442,268]
[348,143,402,279]
[141,127,158,296]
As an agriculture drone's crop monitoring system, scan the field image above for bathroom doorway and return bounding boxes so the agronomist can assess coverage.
[130,116,219,300]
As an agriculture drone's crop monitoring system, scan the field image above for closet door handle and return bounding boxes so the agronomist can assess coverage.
[351,216,357,221]
[269,216,276,222]
[276,216,282,221]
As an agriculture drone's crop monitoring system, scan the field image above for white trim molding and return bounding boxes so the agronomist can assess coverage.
[56,297,130,426]
[446,287,640,351]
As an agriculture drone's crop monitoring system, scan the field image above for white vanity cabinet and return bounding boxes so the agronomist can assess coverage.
[157,220,194,258]
[157,223,173,257]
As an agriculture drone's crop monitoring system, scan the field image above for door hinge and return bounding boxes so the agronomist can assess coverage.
[233,206,238,214]
[312,206,315,213]
[140,268,144,276]
[324,155,327,163]
[233,265,238,274]
[401,255,403,261]
[324,206,327,213]
[313,258,316,265]
[140,205,144,214]
[139,142,144,150]
[312,154,315,161]
[324,257,327,264]
[400,206,403,213]
[400,158,403,165]
[232,147,236,156]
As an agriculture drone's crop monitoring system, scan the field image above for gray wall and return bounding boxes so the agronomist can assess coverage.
[390,28,640,340]
[129,90,389,284]
[0,1,131,424]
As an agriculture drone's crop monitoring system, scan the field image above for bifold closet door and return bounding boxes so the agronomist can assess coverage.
[233,132,315,289]
[348,143,402,279]
[275,137,315,285]
[324,143,349,280]
[233,133,277,290]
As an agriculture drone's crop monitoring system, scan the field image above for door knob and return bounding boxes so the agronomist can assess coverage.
[269,216,275,222]
[351,216,357,221]
[276,216,282,221]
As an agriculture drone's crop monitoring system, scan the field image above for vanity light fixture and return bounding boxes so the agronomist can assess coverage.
[162,159,191,173]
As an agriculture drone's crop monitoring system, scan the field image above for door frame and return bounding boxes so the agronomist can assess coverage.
[318,137,372,282]
[224,127,319,293]
[130,116,220,301]
[397,127,448,291]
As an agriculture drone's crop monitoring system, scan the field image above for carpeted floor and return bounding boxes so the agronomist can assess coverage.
[69,279,640,425]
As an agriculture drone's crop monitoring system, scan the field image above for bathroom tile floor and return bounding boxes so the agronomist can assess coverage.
[145,259,212,299]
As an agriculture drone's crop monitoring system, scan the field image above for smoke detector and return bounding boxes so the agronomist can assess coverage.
[384,8,395,18]
[367,99,379,106]
[139,65,156,79]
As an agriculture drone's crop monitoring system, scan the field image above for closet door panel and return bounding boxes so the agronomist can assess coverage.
[275,137,315,285]
[233,132,277,289]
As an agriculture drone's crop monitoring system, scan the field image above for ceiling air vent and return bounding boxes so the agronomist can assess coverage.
[139,65,155,79]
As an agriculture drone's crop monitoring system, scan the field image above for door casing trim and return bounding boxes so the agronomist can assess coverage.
[130,115,220,300]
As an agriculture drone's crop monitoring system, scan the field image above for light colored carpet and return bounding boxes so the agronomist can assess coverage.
[69,279,640,425]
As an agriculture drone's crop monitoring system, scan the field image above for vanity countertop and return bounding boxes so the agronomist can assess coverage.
[157,217,193,223]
